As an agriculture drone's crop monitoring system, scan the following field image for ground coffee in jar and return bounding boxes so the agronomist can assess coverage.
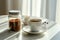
[9,19,21,31]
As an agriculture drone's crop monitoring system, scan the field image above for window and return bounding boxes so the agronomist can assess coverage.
[8,0,57,28]
[22,0,57,19]
[22,0,41,17]
[8,0,57,22]
[22,0,57,28]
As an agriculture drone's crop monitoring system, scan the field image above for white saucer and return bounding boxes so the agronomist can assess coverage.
[23,26,45,34]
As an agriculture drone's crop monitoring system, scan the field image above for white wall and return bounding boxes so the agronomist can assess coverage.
[56,0,60,24]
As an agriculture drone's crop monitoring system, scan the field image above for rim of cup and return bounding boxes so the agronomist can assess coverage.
[29,17,42,23]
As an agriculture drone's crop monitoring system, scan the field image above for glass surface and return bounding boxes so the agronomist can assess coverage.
[9,10,21,32]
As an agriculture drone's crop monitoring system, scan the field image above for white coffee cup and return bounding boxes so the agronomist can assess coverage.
[29,18,42,32]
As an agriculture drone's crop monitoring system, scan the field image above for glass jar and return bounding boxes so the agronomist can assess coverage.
[9,10,21,32]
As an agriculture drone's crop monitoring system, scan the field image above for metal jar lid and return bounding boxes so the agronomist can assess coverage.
[9,10,20,15]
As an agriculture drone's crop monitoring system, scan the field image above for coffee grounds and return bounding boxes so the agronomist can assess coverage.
[9,19,21,32]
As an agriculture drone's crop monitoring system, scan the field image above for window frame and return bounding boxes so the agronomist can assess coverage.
[8,0,57,21]
[29,0,57,21]
[21,0,57,28]
[41,0,57,21]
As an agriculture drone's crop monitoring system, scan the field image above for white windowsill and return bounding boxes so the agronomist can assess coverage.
[0,15,8,24]
[0,15,59,40]
[48,24,60,39]
[21,24,60,40]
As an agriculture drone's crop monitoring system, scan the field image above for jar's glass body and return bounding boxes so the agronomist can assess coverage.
[9,11,21,32]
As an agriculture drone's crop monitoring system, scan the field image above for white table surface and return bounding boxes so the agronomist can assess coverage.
[0,23,59,40]
[0,23,20,40]
[0,15,20,40]
[0,15,60,40]
[0,15,8,24]
[21,24,60,40]
[48,24,60,40]
[51,31,60,40]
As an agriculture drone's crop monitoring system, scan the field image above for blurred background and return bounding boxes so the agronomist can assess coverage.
[0,0,60,40]
[0,0,59,23]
